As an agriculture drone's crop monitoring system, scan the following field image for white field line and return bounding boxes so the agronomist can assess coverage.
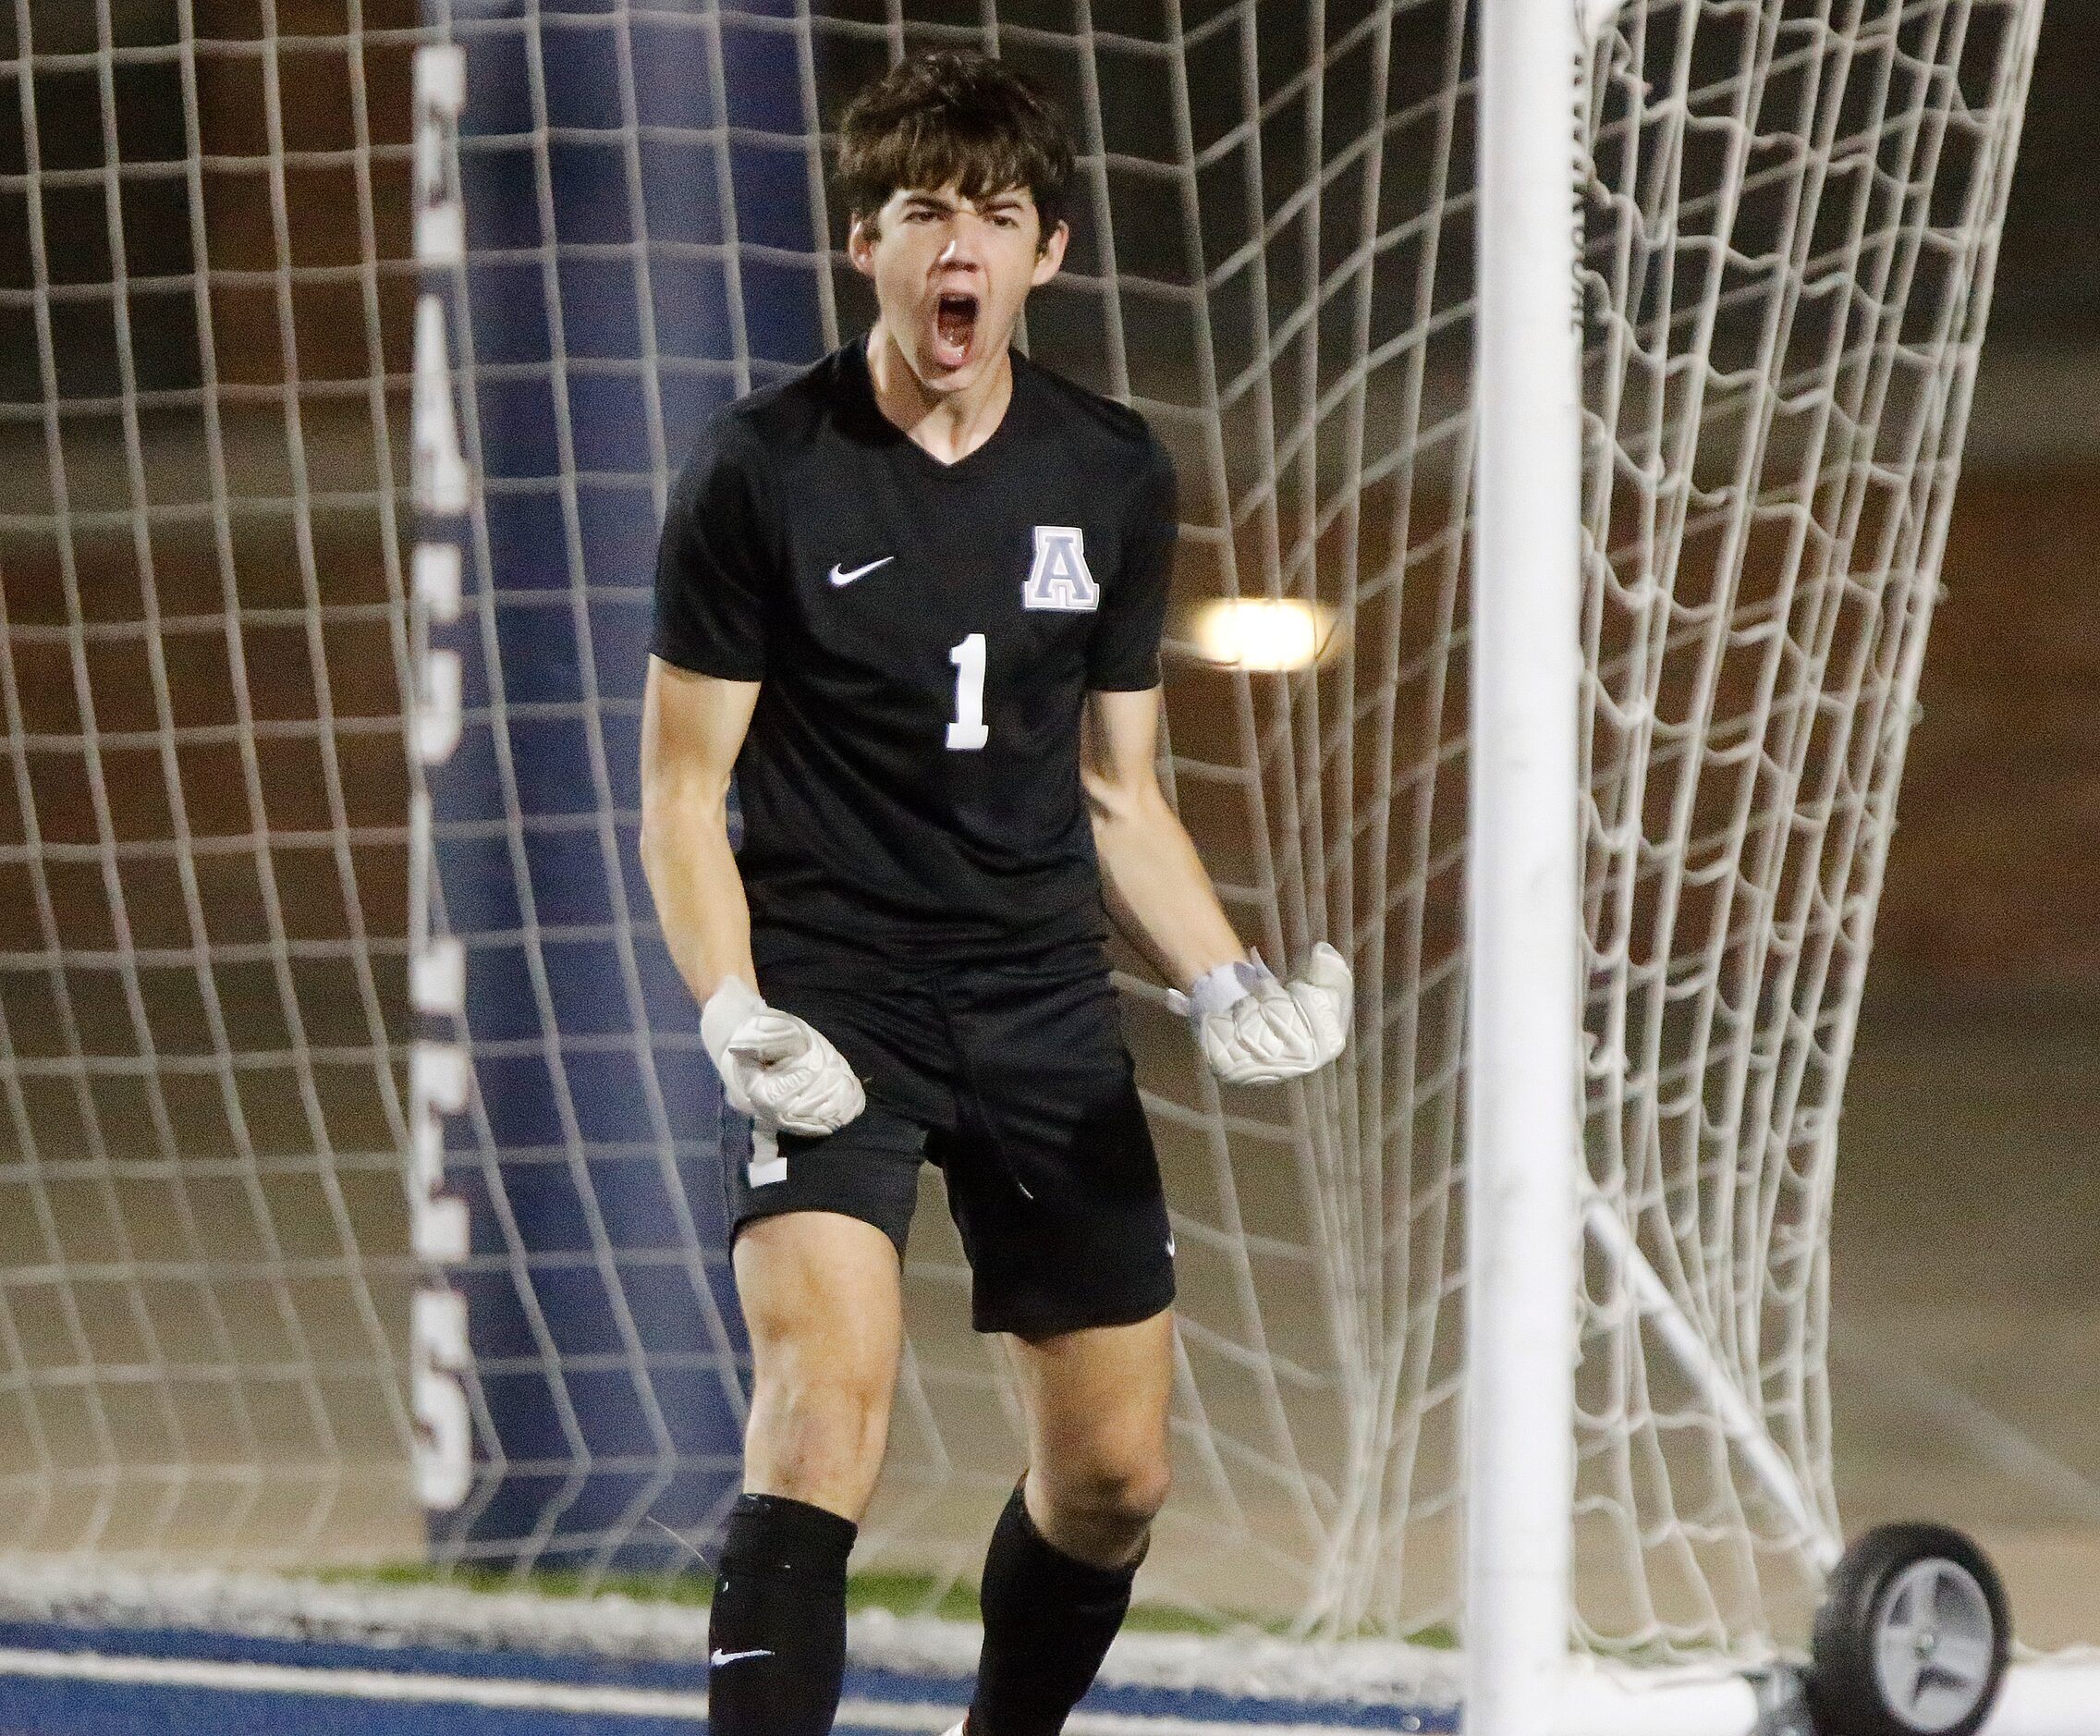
[0,1645,1393,1735]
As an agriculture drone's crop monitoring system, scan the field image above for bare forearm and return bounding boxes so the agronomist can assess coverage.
[1092,788,1243,989]
[639,662,762,1009]
[641,791,756,1008]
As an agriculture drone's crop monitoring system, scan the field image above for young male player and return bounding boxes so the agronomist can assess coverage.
[641,49,1352,1736]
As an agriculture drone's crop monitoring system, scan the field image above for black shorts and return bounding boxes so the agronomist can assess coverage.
[720,942,1176,1339]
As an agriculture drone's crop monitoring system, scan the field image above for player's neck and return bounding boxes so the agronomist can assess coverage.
[863,324,1015,467]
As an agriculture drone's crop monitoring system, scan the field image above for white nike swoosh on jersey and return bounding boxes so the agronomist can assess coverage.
[828,555,895,586]
[711,1647,775,1666]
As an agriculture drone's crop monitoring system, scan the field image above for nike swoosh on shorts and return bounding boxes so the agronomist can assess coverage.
[828,555,895,586]
[710,1647,775,1666]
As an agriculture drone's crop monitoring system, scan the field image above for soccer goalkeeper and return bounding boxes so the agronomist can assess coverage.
[641,48,1350,1736]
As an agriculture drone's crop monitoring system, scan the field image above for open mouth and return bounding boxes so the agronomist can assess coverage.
[933,292,979,370]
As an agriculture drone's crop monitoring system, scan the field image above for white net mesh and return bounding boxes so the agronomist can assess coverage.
[0,1,421,1561]
[0,0,2042,1678]
[1574,0,2039,1657]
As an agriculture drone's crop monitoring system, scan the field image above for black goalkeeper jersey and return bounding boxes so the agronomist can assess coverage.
[651,336,1178,970]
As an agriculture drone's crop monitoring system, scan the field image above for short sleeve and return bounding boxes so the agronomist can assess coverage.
[1085,436,1178,691]
[651,417,777,680]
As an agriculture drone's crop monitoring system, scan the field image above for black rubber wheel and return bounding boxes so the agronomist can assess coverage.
[1807,1522,2009,1736]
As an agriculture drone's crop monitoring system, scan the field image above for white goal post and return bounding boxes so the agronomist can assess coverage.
[1465,0,1585,1728]
[6,0,2100,1730]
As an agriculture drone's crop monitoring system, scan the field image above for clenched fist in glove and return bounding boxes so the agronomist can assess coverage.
[701,976,864,1136]
[1167,943,1353,1086]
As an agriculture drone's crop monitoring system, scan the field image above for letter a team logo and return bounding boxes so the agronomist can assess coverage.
[1022,525,1098,612]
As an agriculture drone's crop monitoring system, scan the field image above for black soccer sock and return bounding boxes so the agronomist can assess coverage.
[706,1492,858,1735]
[969,1485,1140,1736]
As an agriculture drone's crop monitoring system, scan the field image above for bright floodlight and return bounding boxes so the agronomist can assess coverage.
[1190,597,1333,670]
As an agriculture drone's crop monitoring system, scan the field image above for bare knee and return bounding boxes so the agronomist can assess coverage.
[1085,1455,1173,1533]
[745,1360,893,1518]
[1032,1451,1172,1566]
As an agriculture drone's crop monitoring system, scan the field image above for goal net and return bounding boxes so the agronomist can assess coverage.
[0,0,2045,1693]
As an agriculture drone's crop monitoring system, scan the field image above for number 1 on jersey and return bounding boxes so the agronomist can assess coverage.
[946,632,989,751]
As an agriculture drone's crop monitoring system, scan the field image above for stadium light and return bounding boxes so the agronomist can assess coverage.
[1189,597,1336,670]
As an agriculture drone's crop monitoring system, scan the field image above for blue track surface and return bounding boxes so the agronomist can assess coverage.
[0,1620,1456,1734]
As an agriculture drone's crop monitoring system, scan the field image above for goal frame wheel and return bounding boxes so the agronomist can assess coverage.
[1807,1523,2011,1736]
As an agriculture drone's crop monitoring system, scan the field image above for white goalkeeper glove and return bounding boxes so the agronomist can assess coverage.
[701,977,864,1136]
[1168,943,1353,1086]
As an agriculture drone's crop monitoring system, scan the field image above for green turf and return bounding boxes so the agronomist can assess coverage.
[317,1561,1238,1634]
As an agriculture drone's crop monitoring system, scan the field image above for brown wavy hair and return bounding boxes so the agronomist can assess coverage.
[836,50,1074,249]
